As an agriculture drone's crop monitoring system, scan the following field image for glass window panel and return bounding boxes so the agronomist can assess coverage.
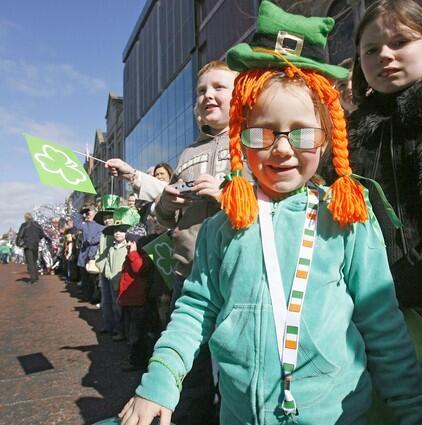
[168,121,176,162]
[176,114,185,154]
[168,82,176,123]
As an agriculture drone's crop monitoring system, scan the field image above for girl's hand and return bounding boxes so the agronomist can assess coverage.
[127,240,137,252]
[192,174,222,202]
[105,158,135,180]
[158,181,188,212]
[119,396,172,425]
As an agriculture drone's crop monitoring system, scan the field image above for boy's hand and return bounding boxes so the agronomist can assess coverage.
[158,181,189,212]
[119,396,172,425]
[192,174,222,202]
[105,158,135,180]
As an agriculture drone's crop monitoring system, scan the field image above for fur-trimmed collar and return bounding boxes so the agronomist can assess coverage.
[349,80,422,144]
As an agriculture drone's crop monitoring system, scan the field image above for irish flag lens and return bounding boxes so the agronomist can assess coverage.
[241,128,325,150]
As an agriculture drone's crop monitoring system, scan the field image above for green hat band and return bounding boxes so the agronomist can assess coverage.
[226,0,349,81]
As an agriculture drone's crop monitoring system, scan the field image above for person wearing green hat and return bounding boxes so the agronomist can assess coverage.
[95,206,140,340]
[93,195,121,332]
[119,2,422,425]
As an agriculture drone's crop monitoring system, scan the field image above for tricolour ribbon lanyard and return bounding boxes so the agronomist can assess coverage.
[258,185,319,418]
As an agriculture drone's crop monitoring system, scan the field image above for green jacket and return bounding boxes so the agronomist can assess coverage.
[95,237,126,291]
[137,188,422,424]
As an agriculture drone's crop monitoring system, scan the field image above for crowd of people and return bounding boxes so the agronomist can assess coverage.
[8,0,422,424]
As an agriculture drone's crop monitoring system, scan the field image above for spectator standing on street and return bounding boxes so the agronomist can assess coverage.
[72,204,103,302]
[118,228,152,372]
[16,212,45,284]
[94,195,121,334]
[0,238,11,264]
[96,206,140,341]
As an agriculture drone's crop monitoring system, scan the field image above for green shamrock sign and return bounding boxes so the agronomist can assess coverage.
[24,133,96,194]
[143,232,175,289]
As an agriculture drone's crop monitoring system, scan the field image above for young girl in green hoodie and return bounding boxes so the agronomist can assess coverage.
[119,3,422,424]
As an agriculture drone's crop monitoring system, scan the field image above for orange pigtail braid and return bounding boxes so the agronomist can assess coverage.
[283,64,368,227]
[221,69,279,229]
[326,97,367,226]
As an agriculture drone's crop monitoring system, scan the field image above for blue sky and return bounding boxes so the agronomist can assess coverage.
[0,0,146,233]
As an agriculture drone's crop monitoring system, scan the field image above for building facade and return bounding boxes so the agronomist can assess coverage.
[91,93,124,197]
[123,0,370,172]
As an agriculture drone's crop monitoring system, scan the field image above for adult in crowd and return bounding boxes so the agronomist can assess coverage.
[153,163,173,183]
[348,0,422,308]
[63,217,78,283]
[16,212,45,284]
[0,237,11,264]
[127,193,138,209]
[335,57,357,115]
[72,203,104,302]
[105,159,167,203]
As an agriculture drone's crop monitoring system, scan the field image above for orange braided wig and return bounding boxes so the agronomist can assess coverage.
[220,66,368,229]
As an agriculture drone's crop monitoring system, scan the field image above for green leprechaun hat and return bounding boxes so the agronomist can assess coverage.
[102,206,140,235]
[94,194,120,224]
[226,0,348,80]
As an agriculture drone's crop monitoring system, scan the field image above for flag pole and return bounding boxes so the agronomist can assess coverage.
[73,150,107,164]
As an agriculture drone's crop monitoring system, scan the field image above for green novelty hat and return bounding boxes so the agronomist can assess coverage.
[102,206,140,235]
[227,0,348,80]
[94,194,120,225]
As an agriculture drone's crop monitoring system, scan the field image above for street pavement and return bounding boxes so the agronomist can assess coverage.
[0,263,141,425]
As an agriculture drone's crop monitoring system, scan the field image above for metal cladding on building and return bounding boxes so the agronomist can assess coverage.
[122,0,367,172]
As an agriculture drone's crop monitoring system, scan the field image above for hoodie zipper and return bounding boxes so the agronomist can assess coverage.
[372,121,408,255]
[389,120,409,255]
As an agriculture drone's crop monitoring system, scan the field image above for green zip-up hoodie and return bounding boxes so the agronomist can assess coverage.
[137,187,422,424]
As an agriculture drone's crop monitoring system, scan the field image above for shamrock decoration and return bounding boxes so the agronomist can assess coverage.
[35,144,87,185]
[154,241,174,276]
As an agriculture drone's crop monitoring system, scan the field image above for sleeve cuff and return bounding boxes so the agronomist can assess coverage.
[135,357,182,411]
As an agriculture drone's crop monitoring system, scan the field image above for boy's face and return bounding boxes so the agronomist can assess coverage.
[103,215,113,226]
[113,229,126,243]
[196,68,235,132]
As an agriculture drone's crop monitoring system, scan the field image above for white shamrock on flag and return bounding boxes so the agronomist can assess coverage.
[34,144,87,185]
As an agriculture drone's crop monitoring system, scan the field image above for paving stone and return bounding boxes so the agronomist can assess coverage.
[0,264,142,425]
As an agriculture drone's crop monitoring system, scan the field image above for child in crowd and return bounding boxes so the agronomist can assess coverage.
[109,60,244,424]
[118,228,152,372]
[348,0,422,308]
[96,206,139,341]
[94,195,120,334]
[119,2,422,424]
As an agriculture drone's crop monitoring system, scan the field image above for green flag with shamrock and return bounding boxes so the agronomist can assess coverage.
[24,133,96,194]
[143,232,175,289]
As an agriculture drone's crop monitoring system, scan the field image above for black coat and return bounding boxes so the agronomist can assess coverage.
[16,220,45,250]
[347,81,422,307]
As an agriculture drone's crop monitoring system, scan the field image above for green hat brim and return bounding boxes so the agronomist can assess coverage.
[227,43,349,81]
[102,223,131,235]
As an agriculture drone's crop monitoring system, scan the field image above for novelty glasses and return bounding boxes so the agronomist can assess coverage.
[241,127,326,150]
